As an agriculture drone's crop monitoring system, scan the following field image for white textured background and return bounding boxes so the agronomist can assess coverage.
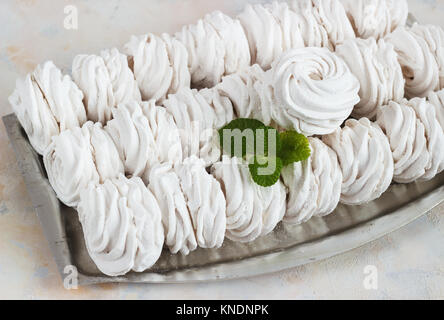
[0,0,443,299]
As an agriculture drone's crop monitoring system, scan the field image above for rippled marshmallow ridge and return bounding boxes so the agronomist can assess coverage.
[410,24,444,90]
[72,48,141,124]
[72,54,114,124]
[215,64,272,125]
[100,48,141,105]
[289,0,355,48]
[322,118,394,205]
[428,89,444,131]
[139,100,183,178]
[336,37,404,119]
[148,162,197,255]
[176,11,250,88]
[238,2,304,70]
[124,34,190,102]
[340,0,408,40]
[43,125,99,207]
[9,61,86,154]
[174,157,227,249]
[267,47,360,136]
[211,156,286,243]
[163,88,233,166]
[106,101,180,184]
[105,101,151,181]
[82,122,124,183]
[406,98,444,180]
[287,0,330,49]
[386,26,440,98]
[376,101,429,183]
[266,1,305,53]
[78,175,164,276]
[282,137,342,225]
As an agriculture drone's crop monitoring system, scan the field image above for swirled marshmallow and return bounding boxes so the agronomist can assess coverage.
[9,61,86,154]
[281,137,342,224]
[267,48,360,135]
[176,11,250,88]
[72,49,141,124]
[72,54,115,123]
[101,48,141,105]
[148,162,197,255]
[78,175,164,276]
[106,101,182,183]
[105,101,152,181]
[288,0,330,49]
[124,33,190,102]
[211,156,286,243]
[406,98,444,180]
[386,26,440,98]
[44,125,98,207]
[410,24,444,90]
[377,100,429,183]
[174,157,226,249]
[340,0,408,39]
[163,88,233,166]
[238,2,304,70]
[83,122,124,183]
[336,37,404,119]
[289,0,355,48]
[322,118,394,205]
[216,64,272,125]
[44,121,123,207]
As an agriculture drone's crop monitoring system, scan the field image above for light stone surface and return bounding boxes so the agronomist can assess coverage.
[0,0,443,299]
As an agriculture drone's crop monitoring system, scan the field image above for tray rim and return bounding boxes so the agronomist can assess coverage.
[3,112,443,285]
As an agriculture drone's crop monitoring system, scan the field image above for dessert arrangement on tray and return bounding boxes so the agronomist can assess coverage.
[8,0,444,277]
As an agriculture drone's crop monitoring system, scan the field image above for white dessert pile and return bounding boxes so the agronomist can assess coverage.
[78,175,164,276]
[215,64,271,125]
[238,2,305,71]
[124,33,190,102]
[176,11,251,88]
[72,48,141,124]
[44,122,124,207]
[340,0,408,40]
[267,48,360,135]
[211,156,286,243]
[9,61,86,154]
[336,37,404,119]
[238,0,355,71]
[163,87,234,166]
[386,24,444,98]
[216,47,360,136]
[377,98,444,183]
[322,118,394,205]
[281,137,342,224]
[148,158,226,255]
[288,0,355,48]
[13,0,444,277]
[105,101,182,184]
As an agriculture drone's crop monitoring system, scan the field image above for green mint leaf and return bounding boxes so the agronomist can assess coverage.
[221,118,265,131]
[249,156,283,187]
[219,119,280,159]
[278,131,311,167]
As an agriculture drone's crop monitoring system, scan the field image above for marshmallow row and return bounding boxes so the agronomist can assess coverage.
[9,0,411,153]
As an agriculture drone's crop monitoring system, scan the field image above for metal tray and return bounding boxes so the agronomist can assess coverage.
[3,112,444,285]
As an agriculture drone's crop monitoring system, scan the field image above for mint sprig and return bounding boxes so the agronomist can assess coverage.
[278,131,311,167]
[219,118,311,187]
[219,119,280,159]
[249,156,283,187]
